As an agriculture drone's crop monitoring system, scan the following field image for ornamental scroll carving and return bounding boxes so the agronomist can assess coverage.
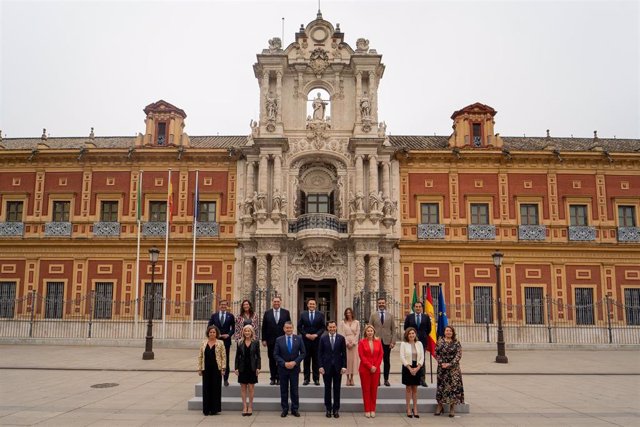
[309,48,330,76]
[290,245,345,275]
[288,137,349,157]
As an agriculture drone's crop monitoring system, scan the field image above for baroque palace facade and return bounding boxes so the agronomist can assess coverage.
[1,12,639,330]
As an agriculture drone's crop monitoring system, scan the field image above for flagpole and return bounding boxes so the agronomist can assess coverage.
[134,170,143,336]
[190,170,199,339]
[162,168,172,339]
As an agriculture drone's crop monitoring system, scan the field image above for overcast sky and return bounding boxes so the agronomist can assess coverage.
[1,0,638,139]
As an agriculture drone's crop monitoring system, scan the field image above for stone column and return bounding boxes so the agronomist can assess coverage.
[383,256,393,297]
[355,155,364,195]
[355,254,366,293]
[382,162,390,198]
[246,161,255,197]
[243,256,254,297]
[276,71,283,121]
[273,155,282,194]
[369,71,377,123]
[258,155,268,194]
[369,154,379,196]
[369,254,380,294]
[355,71,362,122]
[261,71,270,121]
[256,254,268,291]
[271,254,282,296]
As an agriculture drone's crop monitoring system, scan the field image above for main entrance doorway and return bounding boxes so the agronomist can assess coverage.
[298,278,337,322]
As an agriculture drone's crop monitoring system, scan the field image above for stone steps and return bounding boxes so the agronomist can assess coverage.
[187,382,470,413]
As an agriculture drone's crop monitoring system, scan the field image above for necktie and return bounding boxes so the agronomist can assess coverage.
[275,310,279,323]
[287,335,292,353]
[330,335,335,350]
[380,311,385,325]
[220,312,225,324]
[417,314,421,328]
[310,311,314,324]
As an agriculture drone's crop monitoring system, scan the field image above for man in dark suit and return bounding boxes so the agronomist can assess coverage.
[261,295,291,385]
[318,320,347,418]
[297,298,325,385]
[403,300,432,387]
[274,321,306,417]
[208,299,235,386]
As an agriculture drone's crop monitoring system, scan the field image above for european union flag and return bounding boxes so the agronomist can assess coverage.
[436,285,448,338]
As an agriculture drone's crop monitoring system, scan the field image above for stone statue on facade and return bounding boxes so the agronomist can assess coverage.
[250,119,259,137]
[272,189,283,213]
[355,38,370,53]
[369,191,383,212]
[312,92,327,120]
[360,95,371,120]
[382,196,397,217]
[255,192,266,211]
[377,121,387,137]
[243,193,255,216]
[268,37,282,52]
[265,95,278,121]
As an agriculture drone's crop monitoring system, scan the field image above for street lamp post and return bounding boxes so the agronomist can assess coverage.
[492,249,508,364]
[143,247,160,360]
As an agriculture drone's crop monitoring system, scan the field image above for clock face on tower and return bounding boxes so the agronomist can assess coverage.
[311,27,328,42]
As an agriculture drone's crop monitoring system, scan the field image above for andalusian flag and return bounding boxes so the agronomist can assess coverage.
[425,285,437,357]
[411,283,419,312]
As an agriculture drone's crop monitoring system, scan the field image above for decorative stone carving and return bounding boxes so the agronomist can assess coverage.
[311,92,328,121]
[272,189,283,214]
[271,255,282,294]
[377,121,387,137]
[250,119,259,138]
[355,38,370,53]
[360,96,371,120]
[306,119,331,147]
[266,96,278,121]
[290,244,346,275]
[243,257,254,296]
[309,48,329,75]
[369,191,383,212]
[349,191,365,214]
[256,255,268,290]
[355,255,365,292]
[255,192,266,211]
[382,197,397,217]
[268,37,282,52]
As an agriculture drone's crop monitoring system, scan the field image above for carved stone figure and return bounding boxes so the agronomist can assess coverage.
[312,92,327,120]
[265,95,278,121]
[355,38,370,53]
[355,191,364,211]
[377,121,387,137]
[250,119,258,137]
[309,48,329,75]
[255,192,266,211]
[360,96,371,120]
[272,189,282,213]
[369,191,383,212]
[268,37,282,52]
[243,194,255,216]
[382,196,396,217]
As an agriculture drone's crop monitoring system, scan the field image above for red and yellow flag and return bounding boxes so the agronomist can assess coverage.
[167,179,174,224]
[425,285,437,357]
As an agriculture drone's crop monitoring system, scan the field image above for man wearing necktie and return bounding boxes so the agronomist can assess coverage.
[208,299,235,386]
[403,301,431,387]
[274,321,306,417]
[261,296,292,385]
[368,297,395,386]
[318,320,347,418]
[298,298,325,385]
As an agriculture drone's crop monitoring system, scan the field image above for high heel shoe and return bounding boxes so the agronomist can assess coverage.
[406,409,413,418]
[412,409,420,418]
[434,403,443,416]
[449,404,455,417]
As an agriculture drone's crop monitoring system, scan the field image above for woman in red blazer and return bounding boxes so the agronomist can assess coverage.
[358,324,384,418]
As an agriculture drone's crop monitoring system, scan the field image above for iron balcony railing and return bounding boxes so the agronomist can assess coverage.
[468,224,496,240]
[44,222,72,237]
[518,225,547,241]
[288,213,348,233]
[0,222,24,237]
[417,224,445,240]
[617,227,640,242]
[569,226,596,241]
[93,222,121,237]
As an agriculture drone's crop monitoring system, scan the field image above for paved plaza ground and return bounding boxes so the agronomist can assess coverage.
[0,343,638,426]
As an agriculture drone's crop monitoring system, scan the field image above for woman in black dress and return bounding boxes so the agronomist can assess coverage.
[435,325,464,418]
[197,325,226,415]
[234,324,261,416]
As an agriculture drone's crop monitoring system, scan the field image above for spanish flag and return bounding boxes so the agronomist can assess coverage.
[425,285,437,357]
[167,177,174,224]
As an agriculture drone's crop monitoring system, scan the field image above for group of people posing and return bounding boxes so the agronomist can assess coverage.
[197,296,464,418]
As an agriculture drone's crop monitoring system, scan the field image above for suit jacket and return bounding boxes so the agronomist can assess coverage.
[197,339,226,371]
[234,339,262,373]
[368,310,396,345]
[399,341,425,367]
[318,333,347,372]
[274,334,306,369]
[298,310,326,338]
[357,338,383,372]
[261,308,291,344]
[208,311,235,348]
[403,312,432,348]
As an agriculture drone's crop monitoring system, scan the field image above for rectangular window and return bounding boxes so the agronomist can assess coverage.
[420,203,439,224]
[306,194,330,214]
[194,283,214,321]
[52,201,70,222]
[472,123,482,147]
[574,288,594,325]
[0,282,16,318]
[618,206,637,227]
[524,287,544,324]
[144,282,163,320]
[45,282,64,319]
[520,204,539,226]
[100,201,119,222]
[624,288,640,326]
[470,203,489,225]
[149,201,167,222]
[198,201,217,223]
[473,286,493,324]
[157,122,167,145]
[569,205,588,226]
[6,201,24,222]
[94,282,113,319]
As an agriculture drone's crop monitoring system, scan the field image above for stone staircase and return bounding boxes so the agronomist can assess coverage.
[188,381,470,413]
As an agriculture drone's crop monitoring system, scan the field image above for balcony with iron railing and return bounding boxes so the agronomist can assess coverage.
[518,225,547,241]
[288,214,348,234]
[93,222,121,237]
[569,226,596,241]
[195,222,219,237]
[468,225,496,240]
[617,227,640,242]
[141,222,167,237]
[44,222,72,237]
[0,222,24,237]
[417,224,445,240]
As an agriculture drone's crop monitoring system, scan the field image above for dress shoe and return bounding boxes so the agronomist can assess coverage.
[365,412,370,418]
[270,379,276,385]
[276,379,280,385]
[314,380,320,386]
[303,380,310,385]
[224,380,229,387]
[333,411,340,418]
[434,403,443,416]
[326,410,332,418]
[292,411,301,417]
[420,381,428,387]
[281,411,288,417]
[384,380,390,386]
[371,412,376,418]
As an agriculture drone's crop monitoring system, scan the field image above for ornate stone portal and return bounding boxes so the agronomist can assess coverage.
[235,12,399,320]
